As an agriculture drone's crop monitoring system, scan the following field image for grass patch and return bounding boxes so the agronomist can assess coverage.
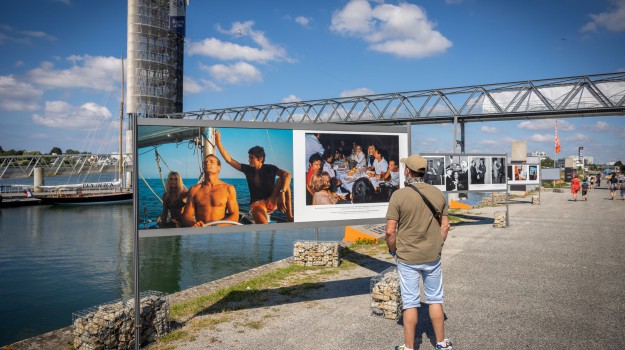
[169,244,378,322]
[243,320,265,330]
[151,328,193,348]
[188,313,233,331]
[171,264,311,319]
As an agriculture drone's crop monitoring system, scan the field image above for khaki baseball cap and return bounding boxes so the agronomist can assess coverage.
[400,155,427,171]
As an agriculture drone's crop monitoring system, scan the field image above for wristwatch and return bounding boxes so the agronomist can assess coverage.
[389,251,396,256]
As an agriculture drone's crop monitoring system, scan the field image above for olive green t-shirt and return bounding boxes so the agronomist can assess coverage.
[386,182,448,264]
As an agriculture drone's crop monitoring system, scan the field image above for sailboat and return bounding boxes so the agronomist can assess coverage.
[36,57,132,205]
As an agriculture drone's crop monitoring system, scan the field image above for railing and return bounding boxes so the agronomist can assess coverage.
[0,154,131,180]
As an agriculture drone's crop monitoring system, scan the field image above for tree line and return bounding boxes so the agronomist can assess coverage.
[0,146,89,157]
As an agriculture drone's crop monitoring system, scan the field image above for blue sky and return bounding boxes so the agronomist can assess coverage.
[0,0,624,163]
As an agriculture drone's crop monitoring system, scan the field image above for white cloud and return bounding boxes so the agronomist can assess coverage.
[200,62,262,84]
[581,0,625,32]
[187,21,292,63]
[0,25,56,45]
[28,55,121,91]
[295,16,311,27]
[32,100,112,128]
[478,139,501,146]
[418,137,438,146]
[0,75,42,111]
[480,125,498,134]
[340,87,375,97]
[183,76,222,94]
[565,133,589,142]
[528,133,553,142]
[281,95,301,103]
[330,0,452,58]
[594,121,610,131]
[517,119,574,131]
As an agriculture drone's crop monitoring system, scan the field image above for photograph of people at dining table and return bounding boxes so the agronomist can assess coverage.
[304,132,401,206]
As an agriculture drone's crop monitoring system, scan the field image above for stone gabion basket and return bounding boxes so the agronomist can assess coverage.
[532,195,540,205]
[478,192,508,207]
[72,291,169,350]
[494,211,508,228]
[370,266,402,320]
[293,241,341,267]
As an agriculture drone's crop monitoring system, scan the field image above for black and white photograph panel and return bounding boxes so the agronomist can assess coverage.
[445,155,469,192]
[492,157,506,184]
[424,156,444,187]
[469,157,487,185]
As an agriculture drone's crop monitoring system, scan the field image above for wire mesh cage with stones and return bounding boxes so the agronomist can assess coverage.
[292,241,341,267]
[72,290,170,350]
[370,266,402,320]
[493,211,508,228]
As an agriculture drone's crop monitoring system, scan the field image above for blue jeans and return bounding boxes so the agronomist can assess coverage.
[396,258,444,309]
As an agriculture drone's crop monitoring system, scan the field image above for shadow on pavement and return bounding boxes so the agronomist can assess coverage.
[452,213,494,226]
[175,247,395,323]
[394,302,450,349]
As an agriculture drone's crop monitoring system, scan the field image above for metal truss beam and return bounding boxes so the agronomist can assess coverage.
[159,72,625,125]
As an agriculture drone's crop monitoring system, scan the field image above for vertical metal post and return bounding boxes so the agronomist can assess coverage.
[506,187,510,227]
[132,115,141,350]
[538,169,541,204]
[406,122,412,154]
[315,225,319,241]
[452,116,458,152]
[460,122,465,153]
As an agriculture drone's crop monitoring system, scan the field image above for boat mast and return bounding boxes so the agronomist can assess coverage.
[119,56,125,188]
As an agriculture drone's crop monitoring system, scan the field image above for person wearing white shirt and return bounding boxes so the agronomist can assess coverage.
[321,149,336,178]
[369,149,388,178]
[305,133,324,167]
[350,144,366,168]
[365,144,376,169]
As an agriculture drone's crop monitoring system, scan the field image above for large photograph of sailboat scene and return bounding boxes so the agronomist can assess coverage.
[137,125,294,231]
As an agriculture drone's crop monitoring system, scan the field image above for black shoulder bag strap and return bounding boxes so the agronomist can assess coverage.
[409,184,441,222]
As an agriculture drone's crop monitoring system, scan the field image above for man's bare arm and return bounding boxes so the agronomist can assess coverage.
[214,129,242,171]
[272,168,291,212]
[385,219,398,253]
[440,215,450,242]
[221,184,239,225]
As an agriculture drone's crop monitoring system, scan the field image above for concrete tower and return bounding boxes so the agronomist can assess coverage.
[126,0,187,118]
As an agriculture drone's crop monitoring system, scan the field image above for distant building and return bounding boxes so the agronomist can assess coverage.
[557,155,594,168]
[528,151,548,160]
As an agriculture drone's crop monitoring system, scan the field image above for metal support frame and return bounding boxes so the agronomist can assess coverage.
[159,72,625,125]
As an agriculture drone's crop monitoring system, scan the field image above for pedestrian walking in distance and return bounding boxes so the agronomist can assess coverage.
[385,155,453,350]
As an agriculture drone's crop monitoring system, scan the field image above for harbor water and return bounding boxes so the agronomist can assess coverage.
[0,175,342,346]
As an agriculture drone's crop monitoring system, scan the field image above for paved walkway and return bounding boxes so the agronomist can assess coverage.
[151,188,625,349]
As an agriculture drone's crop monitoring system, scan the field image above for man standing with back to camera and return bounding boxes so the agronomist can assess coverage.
[385,155,453,350]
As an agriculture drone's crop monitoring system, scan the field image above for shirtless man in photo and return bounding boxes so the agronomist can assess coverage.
[182,154,239,227]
